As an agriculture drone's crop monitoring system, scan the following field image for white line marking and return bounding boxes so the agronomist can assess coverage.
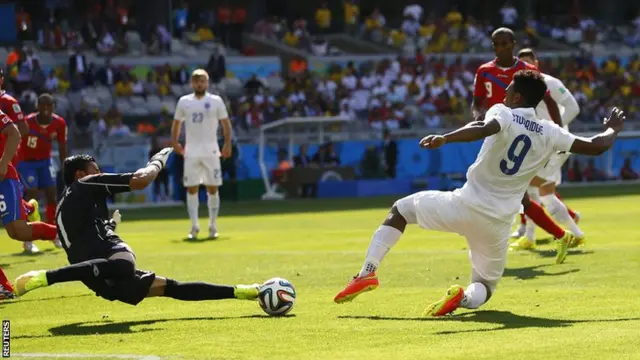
[13,353,161,360]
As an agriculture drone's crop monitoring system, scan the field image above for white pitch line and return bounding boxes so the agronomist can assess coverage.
[12,353,161,360]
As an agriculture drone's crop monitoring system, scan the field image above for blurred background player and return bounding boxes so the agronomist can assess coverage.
[0,68,44,253]
[171,69,233,240]
[14,151,260,306]
[0,110,58,250]
[18,94,67,228]
[510,49,585,250]
[471,27,570,244]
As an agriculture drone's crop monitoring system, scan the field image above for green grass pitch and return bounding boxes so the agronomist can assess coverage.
[2,185,640,360]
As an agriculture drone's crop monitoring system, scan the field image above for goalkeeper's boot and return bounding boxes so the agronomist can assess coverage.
[556,231,574,264]
[334,272,378,304]
[27,199,40,222]
[14,270,48,297]
[509,237,536,251]
[234,284,260,300]
[424,285,464,317]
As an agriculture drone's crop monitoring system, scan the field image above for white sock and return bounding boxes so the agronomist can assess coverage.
[525,216,536,241]
[460,282,489,309]
[186,192,199,228]
[207,192,220,229]
[540,194,584,237]
[358,225,403,277]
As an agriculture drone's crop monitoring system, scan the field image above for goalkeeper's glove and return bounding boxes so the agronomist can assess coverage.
[147,147,173,171]
[106,209,122,231]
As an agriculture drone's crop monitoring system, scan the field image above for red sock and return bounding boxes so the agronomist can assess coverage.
[524,200,565,239]
[23,199,34,215]
[0,266,9,285]
[520,213,526,225]
[46,203,56,224]
[31,222,57,240]
[554,192,577,219]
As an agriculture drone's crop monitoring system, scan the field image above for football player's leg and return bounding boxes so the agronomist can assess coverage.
[539,182,585,247]
[555,192,579,221]
[510,187,540,250]
[0,266,15,299]
[1,179,56,243]
[41,163,58,225]
[203,155,222,239]
[183,158,201,238]
[146,275,259,302]
[521,191,565,239]
[14,244,137,296]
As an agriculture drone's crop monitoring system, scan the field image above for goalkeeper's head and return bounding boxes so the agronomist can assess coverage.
[63,154,99,186]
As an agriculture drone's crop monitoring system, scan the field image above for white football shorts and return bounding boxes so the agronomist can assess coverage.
[395,190,511,293]
[536,152,571,186]
[183,156,222,187]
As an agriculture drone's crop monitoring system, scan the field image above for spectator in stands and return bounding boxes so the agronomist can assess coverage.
[131,75,144,96]
[147,32,161,55]
[108,115,132,137]
[144,72,159,95]
[173,65,189,85]
[231,7,247,50]
[499,1,518,28]
[45,70,59,93]
[244,74,265,95]
[156,24,173,53]
[364,7,386,42]
[583,159,609,182]
[97,26,118,55]
[294,145,311,168]
[360,145,383,179]
[97,58,118,86]
[81,13,99,48]
[620,158,639,180]
[206,48,226,83]
[283,27,300,48]
[174,1,188,38]
[217,5,232,47]
[325,142,340,166]
[115,74,133,96]
[74,104,94,135]
[344,0,359,35]
[315,2,332,34]
[382,128,397,179]
[31,59,46,93]
[339,102,356,121]
[16,6,32,42]
[150,134,170,201]
[311,37,329,56]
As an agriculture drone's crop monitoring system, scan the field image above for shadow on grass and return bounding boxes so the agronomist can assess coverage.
[534,249,594,259]
[12,314,296,338]
[0,248,58,258]
[503,264,580,281]
[0,294,93,310]
[0,258,36,268]
[339,310,640,335]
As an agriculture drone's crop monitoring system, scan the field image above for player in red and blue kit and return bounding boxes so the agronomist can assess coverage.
[19,94,67,225]
[470,27,577,248]
[0,111,57,245]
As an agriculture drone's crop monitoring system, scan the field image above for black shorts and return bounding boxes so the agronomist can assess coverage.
[69,239,156,306]
[82,269,156,306]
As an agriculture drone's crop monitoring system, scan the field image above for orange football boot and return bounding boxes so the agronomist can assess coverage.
[423,285,464,317]
[334,272,379,303]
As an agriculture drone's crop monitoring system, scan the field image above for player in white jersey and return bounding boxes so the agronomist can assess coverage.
[171,69,233,240]
[334,70,625,316]
[510,48,585,250]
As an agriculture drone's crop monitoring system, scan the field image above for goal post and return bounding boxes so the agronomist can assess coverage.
[258,116,351,200]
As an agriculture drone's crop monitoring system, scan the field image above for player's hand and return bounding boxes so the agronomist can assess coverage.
[112,210,122,227]
[148,147,173,170]
[419,135,447,149]
[0,162,7,181]
[221,143,232,159]
[172,142,184,156]
[604,107,625,133]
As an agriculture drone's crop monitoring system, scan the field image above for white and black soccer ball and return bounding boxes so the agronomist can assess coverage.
[258,277,296,316]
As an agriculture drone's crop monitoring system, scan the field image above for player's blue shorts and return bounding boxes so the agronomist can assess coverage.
[18,159,56,189]
[0,178,26,226]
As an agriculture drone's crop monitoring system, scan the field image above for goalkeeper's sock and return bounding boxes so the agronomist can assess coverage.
[186,192,199,228]
[163,279,235,300]
[358,225,402,277]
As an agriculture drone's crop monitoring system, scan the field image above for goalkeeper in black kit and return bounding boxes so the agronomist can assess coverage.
[14,148,260,305]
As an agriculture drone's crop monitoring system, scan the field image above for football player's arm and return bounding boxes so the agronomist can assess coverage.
[57,120,68,163]
[0,120,20,173]
[218,99,232,157]
[444,119,501,143]
[567,108,624,156]
[471,71,486,121]
[557,88,580,125]
[171,98,185,154]
[542,92,563,126]
[6,101,26,136]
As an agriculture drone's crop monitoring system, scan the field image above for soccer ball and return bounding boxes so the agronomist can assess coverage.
[258,277,296,316]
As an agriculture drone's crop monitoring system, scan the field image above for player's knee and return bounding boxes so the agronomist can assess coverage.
[109,259,136,279]
[206,186,218,195]
[186,187,198,195]
[6,221,30,241]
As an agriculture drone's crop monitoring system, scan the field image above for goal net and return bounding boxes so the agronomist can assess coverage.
[258,116,352,200]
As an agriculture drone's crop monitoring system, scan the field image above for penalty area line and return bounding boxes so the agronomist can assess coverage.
[12,353,162,360]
